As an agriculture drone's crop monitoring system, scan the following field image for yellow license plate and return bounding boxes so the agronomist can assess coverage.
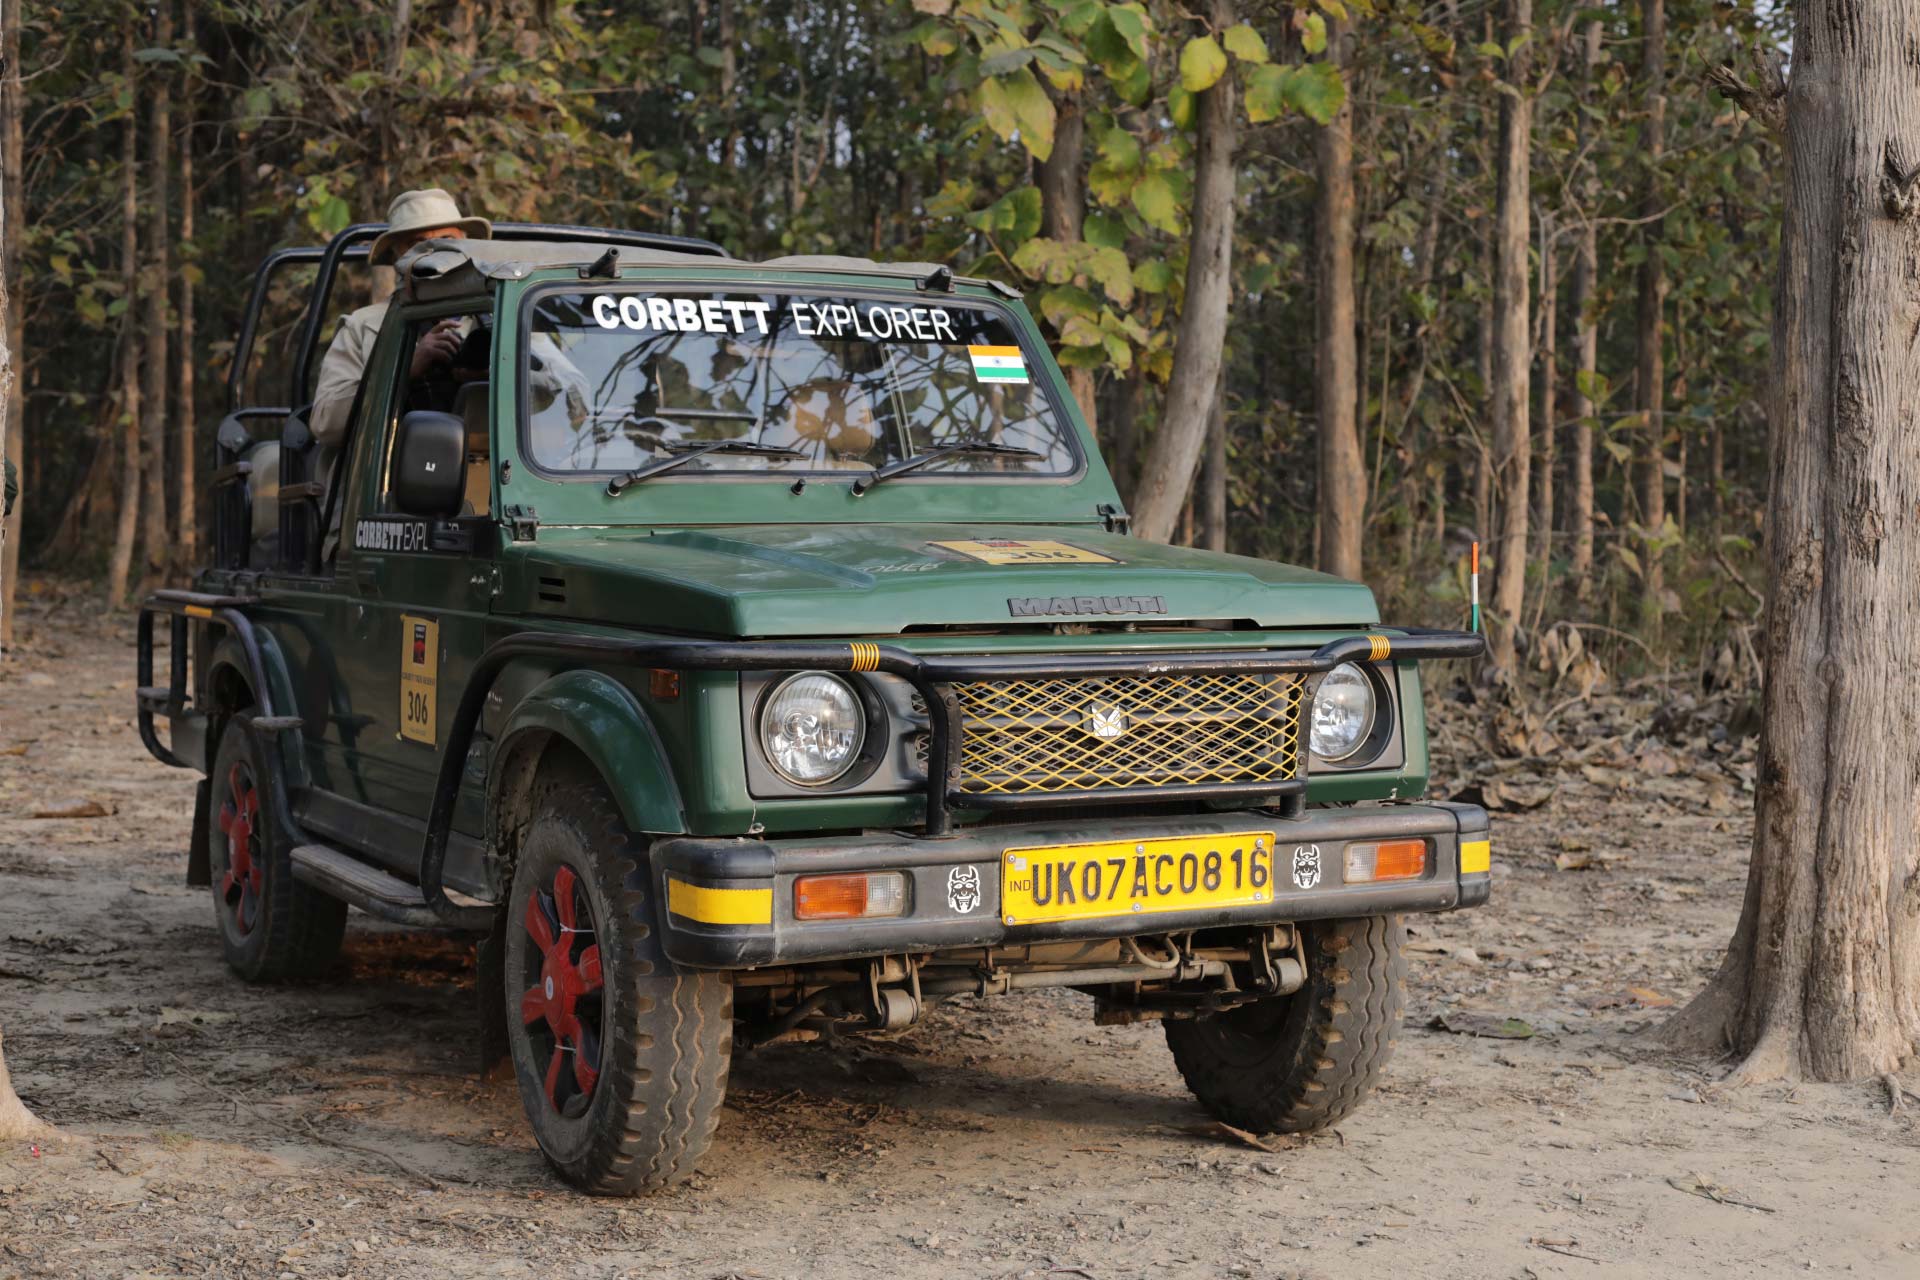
[1000,832,1277,926]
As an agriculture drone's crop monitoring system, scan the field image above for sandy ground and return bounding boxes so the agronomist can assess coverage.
[1,582,1917,1280]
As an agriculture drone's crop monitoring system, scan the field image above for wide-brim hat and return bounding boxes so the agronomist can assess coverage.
[368,188,492,266]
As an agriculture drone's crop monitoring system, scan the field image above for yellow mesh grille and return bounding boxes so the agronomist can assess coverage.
[954,672,1304,794]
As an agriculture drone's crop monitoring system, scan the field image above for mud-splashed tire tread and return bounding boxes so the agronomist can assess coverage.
[506,765,731,1195]
[208,714,347,983]
[1164,915,1404,1134]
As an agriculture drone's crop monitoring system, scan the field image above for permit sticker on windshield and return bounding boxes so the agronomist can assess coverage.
[930,539,1116,565]
[968,345,1029,384]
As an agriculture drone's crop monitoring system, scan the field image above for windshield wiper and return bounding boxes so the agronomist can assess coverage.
[605,439,806,496]
[850,442,1044,497]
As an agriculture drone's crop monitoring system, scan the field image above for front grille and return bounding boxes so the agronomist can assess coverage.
[952,672,1305,795]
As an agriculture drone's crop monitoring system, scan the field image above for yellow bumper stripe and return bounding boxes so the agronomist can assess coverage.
[184,605,214,619]
[667,877,773,925]
[1460,839,1492,875]
[848,641,881,672]
[1367,633,1393,661]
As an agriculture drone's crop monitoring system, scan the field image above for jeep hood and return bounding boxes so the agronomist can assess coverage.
[506,524,1379,637]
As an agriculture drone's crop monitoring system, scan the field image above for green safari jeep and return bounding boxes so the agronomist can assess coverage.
[138,221,1489,1194]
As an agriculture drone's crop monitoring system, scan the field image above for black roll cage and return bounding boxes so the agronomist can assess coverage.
[208,222,730,577]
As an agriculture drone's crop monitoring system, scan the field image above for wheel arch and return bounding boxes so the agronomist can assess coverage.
[487,667,688,883]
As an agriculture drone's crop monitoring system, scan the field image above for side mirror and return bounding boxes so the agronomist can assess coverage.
[391,411,468,518]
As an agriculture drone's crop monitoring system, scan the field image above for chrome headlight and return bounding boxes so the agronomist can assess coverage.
[1309,662,1376,761]
[760,672,866,785]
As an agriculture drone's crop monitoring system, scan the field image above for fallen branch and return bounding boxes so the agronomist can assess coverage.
[1712,545,1765,612]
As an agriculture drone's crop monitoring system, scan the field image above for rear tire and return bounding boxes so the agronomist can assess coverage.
[1164,915,1405,1134]
[206,714,348,982]
[503,766,732,1194]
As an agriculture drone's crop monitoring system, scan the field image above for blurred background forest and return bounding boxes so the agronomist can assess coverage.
[0,0,1788,679]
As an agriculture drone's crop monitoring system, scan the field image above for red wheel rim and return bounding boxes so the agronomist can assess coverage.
[520,864,604,1117]
[215,761,265,936]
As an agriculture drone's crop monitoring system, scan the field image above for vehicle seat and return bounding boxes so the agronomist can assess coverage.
[454,381,491,516]
[243,439,281,568]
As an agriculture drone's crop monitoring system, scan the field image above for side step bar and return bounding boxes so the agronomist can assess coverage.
[290,844,493,931]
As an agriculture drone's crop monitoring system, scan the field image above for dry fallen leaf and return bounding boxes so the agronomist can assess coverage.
[29,798,111,819]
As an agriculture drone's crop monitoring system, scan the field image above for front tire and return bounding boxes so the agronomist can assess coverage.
[206,713,347,982]
[1165,915,1405,1134]
[504,767,733,1194]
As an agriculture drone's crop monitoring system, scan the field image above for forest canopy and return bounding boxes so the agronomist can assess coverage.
[1,0,1788,665]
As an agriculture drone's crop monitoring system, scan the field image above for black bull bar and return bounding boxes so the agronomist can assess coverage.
[134,590,1482,930]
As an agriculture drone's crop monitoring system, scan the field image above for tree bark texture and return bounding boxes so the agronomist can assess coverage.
[106,32,141,605]
[1129,0,1236,544]
[0,1026,50,1142]
[1037,84,1098,435]
[175,5,197,564]
[1201,375,1227,551]
[139,0,173,575]
[0,0,21,652]
[1311,15,1362,579]
[1636,0,1667,606]
[1663,0,1920,1082]
[1569,22,1601,596]
[1486,0,1533,671]
[1530,220,1556,576]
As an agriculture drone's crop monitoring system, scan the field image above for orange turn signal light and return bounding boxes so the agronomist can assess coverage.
[794,872,908,921]
[1343,839,1428,884]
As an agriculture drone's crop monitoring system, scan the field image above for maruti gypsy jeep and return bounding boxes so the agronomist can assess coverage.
[136,221,1490,1194]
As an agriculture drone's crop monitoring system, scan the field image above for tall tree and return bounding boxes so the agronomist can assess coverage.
[105,28,141,605]
[1486,0,1533,670]
[1130,0,1239,543]
[1567,19,1601,597]
[1036,82,1098,434]
[0,215,37,1125]
[1311,12,1361,579]
[137,0,173,576]
[0,0,21,653]
[1663,0,1920,1081]
[1635,0,1667,608]
[173,1,197,563]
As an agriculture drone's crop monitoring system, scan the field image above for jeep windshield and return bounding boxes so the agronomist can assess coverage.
[521,288,1080,481]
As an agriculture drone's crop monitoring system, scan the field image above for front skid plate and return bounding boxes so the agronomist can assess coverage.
[652,802,1490,969]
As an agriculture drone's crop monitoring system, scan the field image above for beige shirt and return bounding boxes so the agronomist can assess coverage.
[309,302,588,447]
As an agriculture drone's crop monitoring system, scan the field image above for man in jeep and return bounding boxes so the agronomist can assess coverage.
[309,187,490,447]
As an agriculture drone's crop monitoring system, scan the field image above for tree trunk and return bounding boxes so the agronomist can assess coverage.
[175,4,198,564]
[1486,0,1533,671]
[1128,0,1236,543]
[1110,366,1142,504]
[0,1025,50,1142]
[1530,218,1556,576]
[139,1,174,577]
[1201,376,1227,551]
[1636,0,1667,608]
[1311,14,1362,579]
[1037,85,1098,435]
[1661,0,1920,1082]
[1569,21,1601,598]
[106,32,142,605]
[0,0,22,654]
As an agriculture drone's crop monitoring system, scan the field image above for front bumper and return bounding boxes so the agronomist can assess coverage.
[653,802,1491,969]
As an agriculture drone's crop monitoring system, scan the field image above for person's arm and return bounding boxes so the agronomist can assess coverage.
[309,308,380,447]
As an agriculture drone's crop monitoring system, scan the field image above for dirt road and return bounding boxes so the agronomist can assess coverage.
[2,584,1916,1279]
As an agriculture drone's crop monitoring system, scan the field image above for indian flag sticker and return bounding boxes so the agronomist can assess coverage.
[968,345,1029,384]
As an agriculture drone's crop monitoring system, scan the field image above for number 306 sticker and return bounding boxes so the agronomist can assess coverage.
[399,614,439,745]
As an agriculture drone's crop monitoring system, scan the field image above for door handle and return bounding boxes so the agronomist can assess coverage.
[352,555,383,598]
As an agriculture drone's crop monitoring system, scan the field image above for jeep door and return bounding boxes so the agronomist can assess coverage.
[318,297,498,871]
